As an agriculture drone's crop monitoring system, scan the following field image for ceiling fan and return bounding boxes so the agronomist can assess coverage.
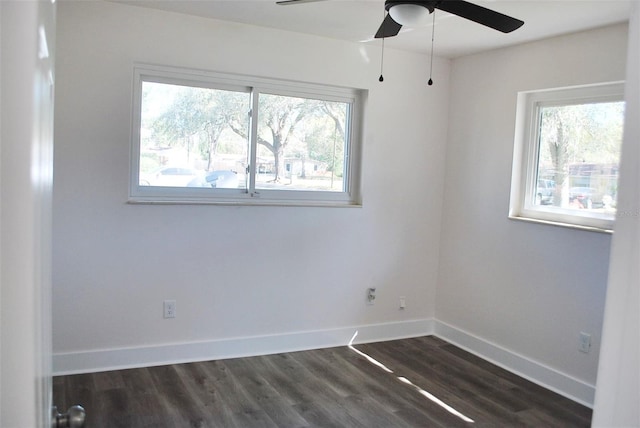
[276,0,523,85]
[276,0,524,39]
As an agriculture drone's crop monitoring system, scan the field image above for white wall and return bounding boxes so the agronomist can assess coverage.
[437,24,628,405]
[52,1,450,370]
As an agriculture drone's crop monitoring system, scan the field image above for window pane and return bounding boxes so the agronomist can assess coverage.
[535,101,624,216]
[139,81,250,189]
[131,65,363,206]
[255,93,348,192]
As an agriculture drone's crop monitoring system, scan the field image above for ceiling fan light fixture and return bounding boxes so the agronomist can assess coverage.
[388,3,431,27]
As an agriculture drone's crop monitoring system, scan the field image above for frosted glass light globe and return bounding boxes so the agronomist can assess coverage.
[389,4,431,27]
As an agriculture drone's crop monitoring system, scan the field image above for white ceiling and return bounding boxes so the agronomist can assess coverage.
[111,0,633,57]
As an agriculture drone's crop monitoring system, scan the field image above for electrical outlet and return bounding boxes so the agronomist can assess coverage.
[579,332,591,353]
[164,300,176,319]
[367,288,376,305]
[399,296,406,309]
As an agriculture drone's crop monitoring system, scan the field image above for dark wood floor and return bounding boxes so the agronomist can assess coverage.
[53,336,592,427]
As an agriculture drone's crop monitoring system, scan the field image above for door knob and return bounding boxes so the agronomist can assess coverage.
[52,405,86,428]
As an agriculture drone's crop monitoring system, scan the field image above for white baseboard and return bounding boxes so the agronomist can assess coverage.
[53,318,595,408]
[434,320,596,408]
[52,318,435,376]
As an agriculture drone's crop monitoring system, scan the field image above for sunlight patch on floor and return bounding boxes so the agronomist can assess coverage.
[348,331,475,423]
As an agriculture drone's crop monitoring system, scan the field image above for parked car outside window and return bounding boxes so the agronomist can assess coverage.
[569,187,606,209]
[536,179,555,205]
[140,167,201,187]
[187,170,240,189]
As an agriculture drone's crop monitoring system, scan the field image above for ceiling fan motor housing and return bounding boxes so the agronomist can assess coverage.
[384,0,436,14]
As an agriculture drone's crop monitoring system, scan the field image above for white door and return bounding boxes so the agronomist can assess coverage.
[1,1,56,426]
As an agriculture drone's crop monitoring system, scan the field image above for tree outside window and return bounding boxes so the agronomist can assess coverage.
[130,65,362,206]
[510,82,625,231]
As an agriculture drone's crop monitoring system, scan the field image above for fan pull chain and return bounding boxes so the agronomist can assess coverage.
[428,10,435,86]
[379,36,385,82]
[379,9,386,82]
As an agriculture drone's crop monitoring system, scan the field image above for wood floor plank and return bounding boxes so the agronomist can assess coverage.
[311,347,414,413]
[289,348,360,399]
[329,347,473,427]
[345,341,554,427]
[352,342,502,425]
[197,360,265,422]
[221,358,310,427]
[171,363,236,428]
[359,338,589,427]
[251,399,310,428]
[437,342,592,425]
[92,370,126,391]
[402,340,531,413]
[308,346,471,427]
[53,336,591,427]
[291,400,366,428]
[147,364,216,427]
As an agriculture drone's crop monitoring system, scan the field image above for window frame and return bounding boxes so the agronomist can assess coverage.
[509,81,625,232]
[129,64,364,207]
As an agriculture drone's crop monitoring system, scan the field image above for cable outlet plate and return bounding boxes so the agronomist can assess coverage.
[579,332,591,353]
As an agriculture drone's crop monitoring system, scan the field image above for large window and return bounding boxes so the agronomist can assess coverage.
[510,82,625,231]
[129,64,363,206]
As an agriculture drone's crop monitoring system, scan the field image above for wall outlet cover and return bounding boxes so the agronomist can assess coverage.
[164,300,176,319]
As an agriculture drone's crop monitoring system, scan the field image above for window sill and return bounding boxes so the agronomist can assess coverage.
[508,215,613,234]
[127,197,362,208]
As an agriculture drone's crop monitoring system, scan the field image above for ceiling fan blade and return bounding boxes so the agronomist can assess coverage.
[435,0,524,33]
[375,14,403,39]
[276,0,327,5]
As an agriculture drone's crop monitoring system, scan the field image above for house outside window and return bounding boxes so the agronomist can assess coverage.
[510,82,625,231]
[129,64,364,206]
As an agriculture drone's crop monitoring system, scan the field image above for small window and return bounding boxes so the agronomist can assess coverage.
[129,64,363,206]
[510,82,625,231]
